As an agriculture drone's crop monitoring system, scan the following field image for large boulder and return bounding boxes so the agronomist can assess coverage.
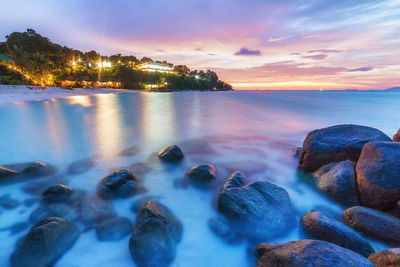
[298,124,390,172]
[96,216,133,241]
[368,248,400,267]
[393,129,400,142]
[218,171,295,241]
[129,201,183,267]
[314,160,358,205]
[302,211,374,257]
[343,206,400,245]
[356,141,400,210]
[10,217,80,267]
[96,169,143,199]
[41,184,73,204]
[256,240,374,267]
[158,145,184,161]
[186,164,216,188]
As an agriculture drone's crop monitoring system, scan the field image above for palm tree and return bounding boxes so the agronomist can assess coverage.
[10,45,29,85]
[32,52,47,86]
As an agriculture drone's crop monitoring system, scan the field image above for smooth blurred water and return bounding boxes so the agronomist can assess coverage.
[0,90,399,267]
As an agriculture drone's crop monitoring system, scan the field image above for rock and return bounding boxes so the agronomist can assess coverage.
[118,146,141,157]
[80,196,116,226]
[393,129,400,142]
[10,217,80,267]
[0,166,17,179]
[343,206,400,245]
[67,159,95,175]
[368,248,400,267]
[158,145,184,161]
[356,141,400,210]
[96,216,133,241]
[316,160,358,205]
[218,171,295,241]
[293,147,301,158]
[22,175,66,195]
[0,194,20,209]
[186,164,216,188]
[16,161,56,178]
[41,184,73,204]
[298,124,391,172]
[302,211,374,257]
[130,196,158,213]
[208,216,237,243]
[96,169,143,199]
[256,240,375,267]
[29,203,79,224]
[8,222,29,234]
[129,201,183,267]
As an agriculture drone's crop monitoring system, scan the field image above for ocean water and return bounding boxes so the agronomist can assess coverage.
[0,90,399,267]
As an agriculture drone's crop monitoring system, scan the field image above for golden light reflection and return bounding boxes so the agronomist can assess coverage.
[43,100,68,156]
[67,95,93,107]
[94,94,123,158]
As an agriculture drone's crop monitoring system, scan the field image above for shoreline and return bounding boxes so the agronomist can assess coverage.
[0,85,137,105]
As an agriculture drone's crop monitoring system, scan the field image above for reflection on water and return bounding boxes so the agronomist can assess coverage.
[0,91,400,267]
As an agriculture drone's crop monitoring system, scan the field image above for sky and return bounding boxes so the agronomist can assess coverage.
[1,0,400,90]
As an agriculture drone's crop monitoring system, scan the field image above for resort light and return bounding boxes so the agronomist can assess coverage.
[72,61,76,66]
[195,75,199,79]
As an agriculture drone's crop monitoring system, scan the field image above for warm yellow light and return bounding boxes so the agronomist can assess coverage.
[72,61,76,66]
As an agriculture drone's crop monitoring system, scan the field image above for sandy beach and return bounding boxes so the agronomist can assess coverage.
[0,85,136,105]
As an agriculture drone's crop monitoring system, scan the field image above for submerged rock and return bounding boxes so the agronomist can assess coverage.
[80,196,116,226]
[0,194,20,210]
[186,164,216,188]
[158,145,184,161]
[315,160,358,206]
[41,184,73,204]
[356,141,400,210]
[368,248,400,267]
[67,159,95,175]
[10,217,80,267]
[29,203,79,224]
[22,175,66,195]
[298,124,390,172]
[208,216,237,243]
[256,240,374,267]
[302,211,374,257]
[97,169,143,199]
[218,171,295,241]
[343,206,400,245]
[96,216,133,241]
[129,201,183,267]
[118,146,141,157]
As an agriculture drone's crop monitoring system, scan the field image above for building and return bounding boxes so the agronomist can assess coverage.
[57,74,77,87]
[136,62,173,73]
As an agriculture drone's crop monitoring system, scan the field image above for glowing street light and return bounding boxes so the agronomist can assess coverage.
[72,61,76,66]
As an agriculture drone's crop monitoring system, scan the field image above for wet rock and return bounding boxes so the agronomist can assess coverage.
[0,194,20,209]
[298,124,391,172]
[97,169,143,199]
[293,147,302,158]
[21,175,66,195]
[10,217,80,267]
[13,161,56,178]
[118,146,141,157]
[42,184,73,204]
[368,248,400,267]
[80,196,116,226]
[0,166,17,179]
[343,206,400,245]
[29,203,79,224]
[96,216,133,241]
[302,211,374,257]
[67,159,95,175]
[130,196,158,213]
[186,164,216,188]
[356,141,400,210]
[393,129,400,142]
[158,145,184,161]
[218,171,295,241]
[208,216,237,243]
[256,239,374,267]
[316,160,358,206]
[129,201,183,267]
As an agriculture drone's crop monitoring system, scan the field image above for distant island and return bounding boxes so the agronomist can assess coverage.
[0,29,232,91]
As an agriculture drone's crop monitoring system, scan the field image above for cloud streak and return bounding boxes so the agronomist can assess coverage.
[234,47,261,56]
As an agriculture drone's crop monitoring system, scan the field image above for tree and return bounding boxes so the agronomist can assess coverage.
[173,65,190,73]
[8,45,29,85]
[32,52,48,86]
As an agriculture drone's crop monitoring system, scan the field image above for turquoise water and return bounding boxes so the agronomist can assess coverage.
[0,90,399,266]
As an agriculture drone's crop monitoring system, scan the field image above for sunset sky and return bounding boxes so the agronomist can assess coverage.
[1,0,400,90]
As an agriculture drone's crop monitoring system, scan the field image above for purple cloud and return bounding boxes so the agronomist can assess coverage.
[308,49,342,53]
[302,54,328,60]
[234,47,261,56]
[348,67,373,72]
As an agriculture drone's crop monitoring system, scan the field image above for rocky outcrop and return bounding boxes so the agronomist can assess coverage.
[356,141,400,210]
[41,184,73,204]
[393,129,400,142]
[314,160,358,205]
[10,217,80,267]
[96,169,143,199]
[129,201,183,267]
[302,211,374,257]
[343,206,400,245]
[298,124,390,172]
[218,171,295,241]
[256,240,374,267]
[368,248,400,267]
[158,145,184,161]
[96,216,133,241]
[186,164,216,188]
